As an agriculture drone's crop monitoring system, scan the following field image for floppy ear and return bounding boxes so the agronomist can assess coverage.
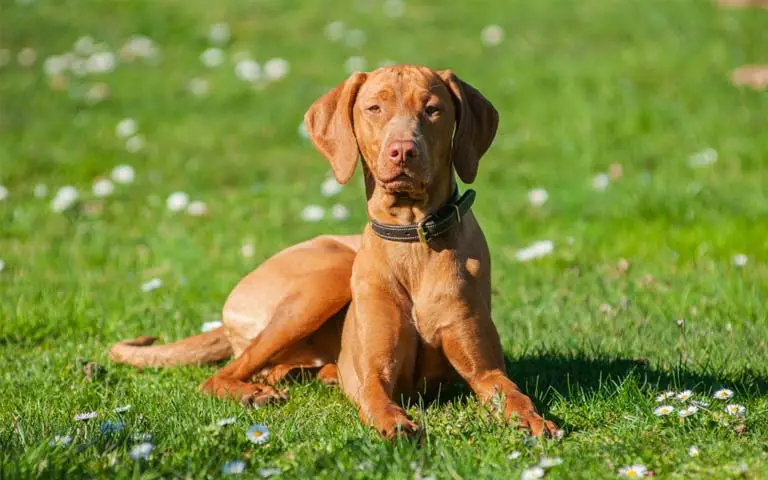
[303,72,368,184]
[438,70,499,184]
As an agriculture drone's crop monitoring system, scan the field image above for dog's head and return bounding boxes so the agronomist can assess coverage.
[304,65,498,198]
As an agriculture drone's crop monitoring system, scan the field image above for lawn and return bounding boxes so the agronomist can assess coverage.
[1,0,767,478]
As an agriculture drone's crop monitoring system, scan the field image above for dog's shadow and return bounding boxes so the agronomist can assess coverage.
[411,351,768,431]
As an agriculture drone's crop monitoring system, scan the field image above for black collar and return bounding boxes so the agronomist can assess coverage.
[369,188,476,243]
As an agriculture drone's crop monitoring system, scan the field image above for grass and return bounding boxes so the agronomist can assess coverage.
[1,0,767,478]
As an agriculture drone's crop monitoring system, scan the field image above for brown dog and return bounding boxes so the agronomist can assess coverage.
[110,65,559,439]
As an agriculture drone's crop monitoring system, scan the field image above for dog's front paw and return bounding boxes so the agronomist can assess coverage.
[240,385,288,408]
[372,405,421,440]
[518,412,561,439]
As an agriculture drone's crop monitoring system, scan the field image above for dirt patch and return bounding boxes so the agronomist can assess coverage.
[731,65,768,90]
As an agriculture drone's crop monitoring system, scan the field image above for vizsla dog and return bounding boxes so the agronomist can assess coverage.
[110,65,559,439]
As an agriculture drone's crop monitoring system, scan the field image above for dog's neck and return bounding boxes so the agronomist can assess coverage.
[363,167,456,225]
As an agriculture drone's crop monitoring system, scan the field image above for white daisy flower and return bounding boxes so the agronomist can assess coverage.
[344,56,366,74]
[43,55,70,76]
[51,186,79,212]
[514,240,554,262]
[74,36,96,55]
[345,29,366,48]
[480,25,504,47]
[202,320,223,332]
[691,400,710,408]
[166,192,189,212]
[92,178,114,197]
[258,467,280,478]
[114,405,131,413]
[330,204,349,221]
[125,135,145,153]
[653,405,675,416]
[222,460,246,474]
[17,47,37,67]
[0,259,5,272]
[141,278,162,292]
[677,405,698,418]
[713,389,734,400]
[383,0,405,18]
[264,58,289,82]
[731,254,748,267]
[688,446,700,457]
[186,200,208,216]
[235,59,261,83]
[507,451,522,460]
[246,424,270,444]
[725,404,746,416]
[188,77,209,97]
[324,21,345,42]
[298,121,309,139]
[85,51,116,74]
[0,184,7,201]
[209,23,231,45]
[520,466,544,480]
[129,442,153,460]
[50,435,73,447]
[201,47,225,68]
[120,35,158,61]
[618,464,648,477]
[34,183,48,198]
[527,188,548,207]
[240,242,255,258]
[74,411,98,421]
[676,390,693,402]
[321,177,343,197]
[539,456,563,468]
[216,417,237,427]
[301,205,325,222]
[116,118,138,138]
[111,164,136,184]
[592,173,610,191]
[688,148,717,168]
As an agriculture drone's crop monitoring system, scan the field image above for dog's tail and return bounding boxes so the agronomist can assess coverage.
[108,327,232,368]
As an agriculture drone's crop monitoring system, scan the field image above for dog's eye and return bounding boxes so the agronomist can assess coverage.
[424,105,440,116]
[367,105,381,113]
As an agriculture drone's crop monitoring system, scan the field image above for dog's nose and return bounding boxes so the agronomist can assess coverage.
[387,140,419,164]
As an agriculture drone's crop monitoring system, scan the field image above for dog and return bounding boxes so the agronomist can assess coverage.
[110,64,559,439]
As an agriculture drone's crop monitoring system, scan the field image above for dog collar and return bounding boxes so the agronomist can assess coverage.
[369,188,476,243]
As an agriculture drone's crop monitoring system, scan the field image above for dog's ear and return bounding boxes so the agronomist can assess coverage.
[438,70,499,184]
[304,72,368,184]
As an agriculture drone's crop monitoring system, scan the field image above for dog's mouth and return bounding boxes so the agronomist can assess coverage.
[379,173,419,192]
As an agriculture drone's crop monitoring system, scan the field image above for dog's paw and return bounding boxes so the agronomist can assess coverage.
[240,385,288,408]
[373,405,421,440]
[518,412,561,439]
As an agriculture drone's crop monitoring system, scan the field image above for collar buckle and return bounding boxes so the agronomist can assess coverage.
[416,217,430,244]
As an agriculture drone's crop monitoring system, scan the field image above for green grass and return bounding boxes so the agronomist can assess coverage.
[2,0,768,478]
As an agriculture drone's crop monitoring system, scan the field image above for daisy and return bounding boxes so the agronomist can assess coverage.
[264,58,289,82]
[85,51,116,74]
[515,240,554,262]
[676,390,693,402]
[43,55,69,76]
[301,205,325,222]
[480,25,504,47]
[114,405,131,413]
[691,400,710,408]
[344,56,366,74]
[0,185,7,201]
[116,118,137,138]
[298,121,309,139]
[539,456,563,468]
[50,435,72,447]
[653,405,674,416]
[129,442,153,460]
[235,59,260,83]
[618,464,648,477]
[725,404,746,416]
[51,186,79,212]
[166,192,189,212]
[258,467,280,478]
[74,36,95,55]
[527,188,548,207]
[216,417,237,427]
[713,389,734,400]
[186,200,208,216]
[125,135,145,153]
[330,204,350,221]
[677,405,698,418]
[507,451,522,460]
[240,242,255,258]
[201,47,224,68]
[141,278,162,292]
[688,446,700,457]
[202,321,223,332]
[688,148,717,168]
[74,411,98,421]
[222,460,246,475]
[592,173,609,191]
[246,424,270,444]
[92,178,114,197]
[520,466,544,480]
[209,23,231,45]
[731,255,748,267]
[111,164,136,184]
[321,177,343,197]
